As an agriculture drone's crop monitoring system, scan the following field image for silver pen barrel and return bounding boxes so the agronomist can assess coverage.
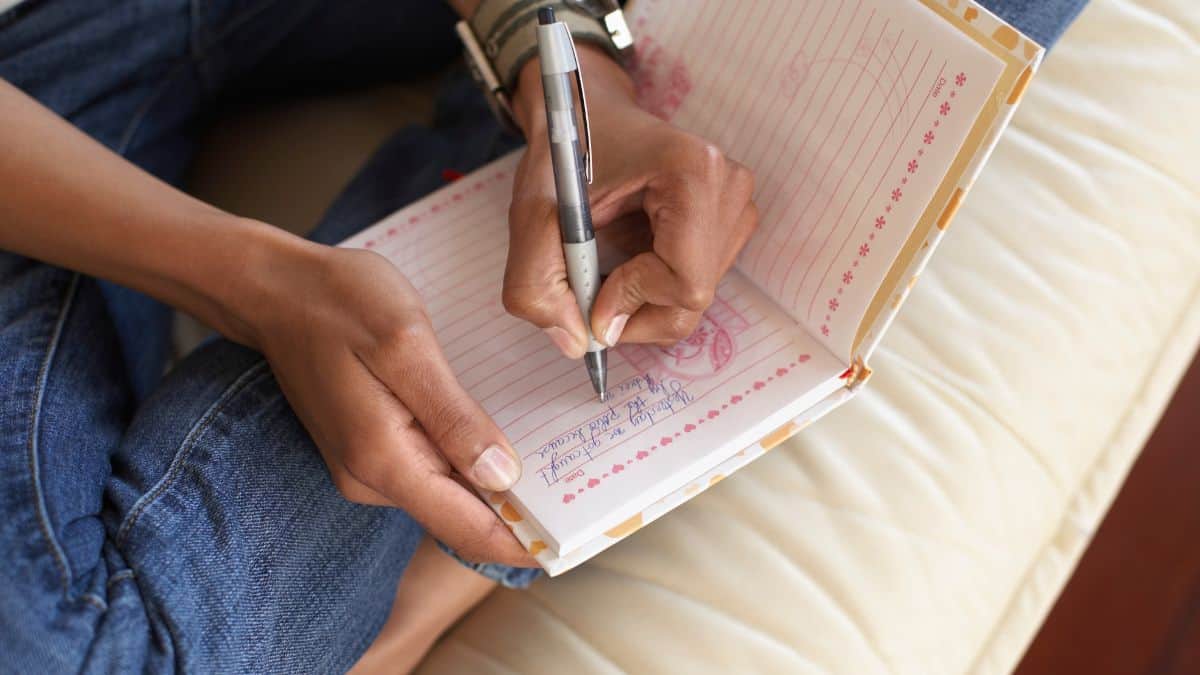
[537,6,608,401]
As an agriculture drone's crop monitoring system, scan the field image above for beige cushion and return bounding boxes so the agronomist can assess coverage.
[190,0,1200,672]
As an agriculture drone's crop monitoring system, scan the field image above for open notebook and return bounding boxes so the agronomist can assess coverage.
[340,0,1043,575]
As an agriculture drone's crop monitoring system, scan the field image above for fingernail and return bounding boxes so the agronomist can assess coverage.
[544,326,583,359]
[473,446,522,491]
[603,314,630,347]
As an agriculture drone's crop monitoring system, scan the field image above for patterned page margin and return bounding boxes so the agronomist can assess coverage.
[853,0,1045,361]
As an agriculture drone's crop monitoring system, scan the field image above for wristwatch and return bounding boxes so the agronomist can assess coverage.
[456,0,636,134]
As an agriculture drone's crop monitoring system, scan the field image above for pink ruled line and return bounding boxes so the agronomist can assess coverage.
[456,326,549,386]
[803,59,949,317]
[444,319,531,364]
[785,43,928,308]
[710,0,803,151]
[376,196,496,265]
[759,15,891,293]
[500,356,638,437]
[739,1,864,276]
[729,0,839,169]
[472,340,565,403]
[531,331,794,486]
[684,0,764,134]
[771,29,914,301]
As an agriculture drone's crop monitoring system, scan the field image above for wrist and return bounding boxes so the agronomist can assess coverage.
[177,214,320,350]
[510,43,636,137]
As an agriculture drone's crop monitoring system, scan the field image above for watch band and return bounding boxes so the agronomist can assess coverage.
[469,0,619,92]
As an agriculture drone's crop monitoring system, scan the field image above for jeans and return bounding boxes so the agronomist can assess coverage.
[0,0,1087,672]
[0,1,535,673]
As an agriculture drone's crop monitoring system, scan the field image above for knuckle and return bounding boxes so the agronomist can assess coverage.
[380,312,435,353]
[420,399,476,455]
[729,160,756,195]
[677,280,715,312]
[500,284,539,319]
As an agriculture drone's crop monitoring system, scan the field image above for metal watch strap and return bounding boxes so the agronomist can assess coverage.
[468,0,619,92]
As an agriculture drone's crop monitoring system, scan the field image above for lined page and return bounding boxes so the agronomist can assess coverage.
[628,0,1005,359]
[341,153,845,554]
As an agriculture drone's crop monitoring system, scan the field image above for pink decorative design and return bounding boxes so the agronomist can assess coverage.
[636,450,649,460]
[924,131,935,144]
[684,423,696,433]
[908,159,919,173]
[955,72,967,87]
[612,464,625,473]
[821,324,830,336]
[843,271,854,285]
[891,188,903,202]
[563,494,575,504]
[875,216,886,229]
[587,478,600,488]
[632,36,693,121]
[829,298,840,311]
[859,243,871,256]
[940,101,951,116]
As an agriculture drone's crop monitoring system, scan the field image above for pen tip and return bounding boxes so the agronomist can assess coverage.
[599,391,609,403]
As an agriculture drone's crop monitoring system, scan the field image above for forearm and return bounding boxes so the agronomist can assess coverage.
[0,78,307,347]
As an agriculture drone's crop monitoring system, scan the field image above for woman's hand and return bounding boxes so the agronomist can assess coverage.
[245,240,534,567]
[503,46,758,354]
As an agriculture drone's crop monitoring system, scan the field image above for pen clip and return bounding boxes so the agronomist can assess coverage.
[565,31,594,184]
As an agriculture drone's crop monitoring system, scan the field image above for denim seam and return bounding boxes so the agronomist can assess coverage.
[114,360,271,548]
[106,569,136,588]
[25,272,80,601]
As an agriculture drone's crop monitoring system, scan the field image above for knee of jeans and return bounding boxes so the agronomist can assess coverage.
[108,338,426,669]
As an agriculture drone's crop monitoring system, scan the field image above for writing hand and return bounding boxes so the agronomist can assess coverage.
[503,46,758,353]
[250,243,534,566]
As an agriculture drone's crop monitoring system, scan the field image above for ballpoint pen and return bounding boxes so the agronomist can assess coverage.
[536,6,608,401]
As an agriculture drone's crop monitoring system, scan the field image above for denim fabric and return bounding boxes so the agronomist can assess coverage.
[978,0,1090,49]
[0,1,534,673]
[0,0,1085,671]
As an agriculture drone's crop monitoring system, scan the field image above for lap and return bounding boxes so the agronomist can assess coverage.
[0,250,423,672]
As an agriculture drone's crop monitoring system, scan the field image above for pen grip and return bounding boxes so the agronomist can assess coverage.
[563,239,604,352]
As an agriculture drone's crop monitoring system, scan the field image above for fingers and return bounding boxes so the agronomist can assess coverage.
[503,170,590,359]
[590,251,711,346]
[592,194,758,347]
[617,305,703,347]
[328,360,534,566]
[358,317,523,494]
[377,433,535,567]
